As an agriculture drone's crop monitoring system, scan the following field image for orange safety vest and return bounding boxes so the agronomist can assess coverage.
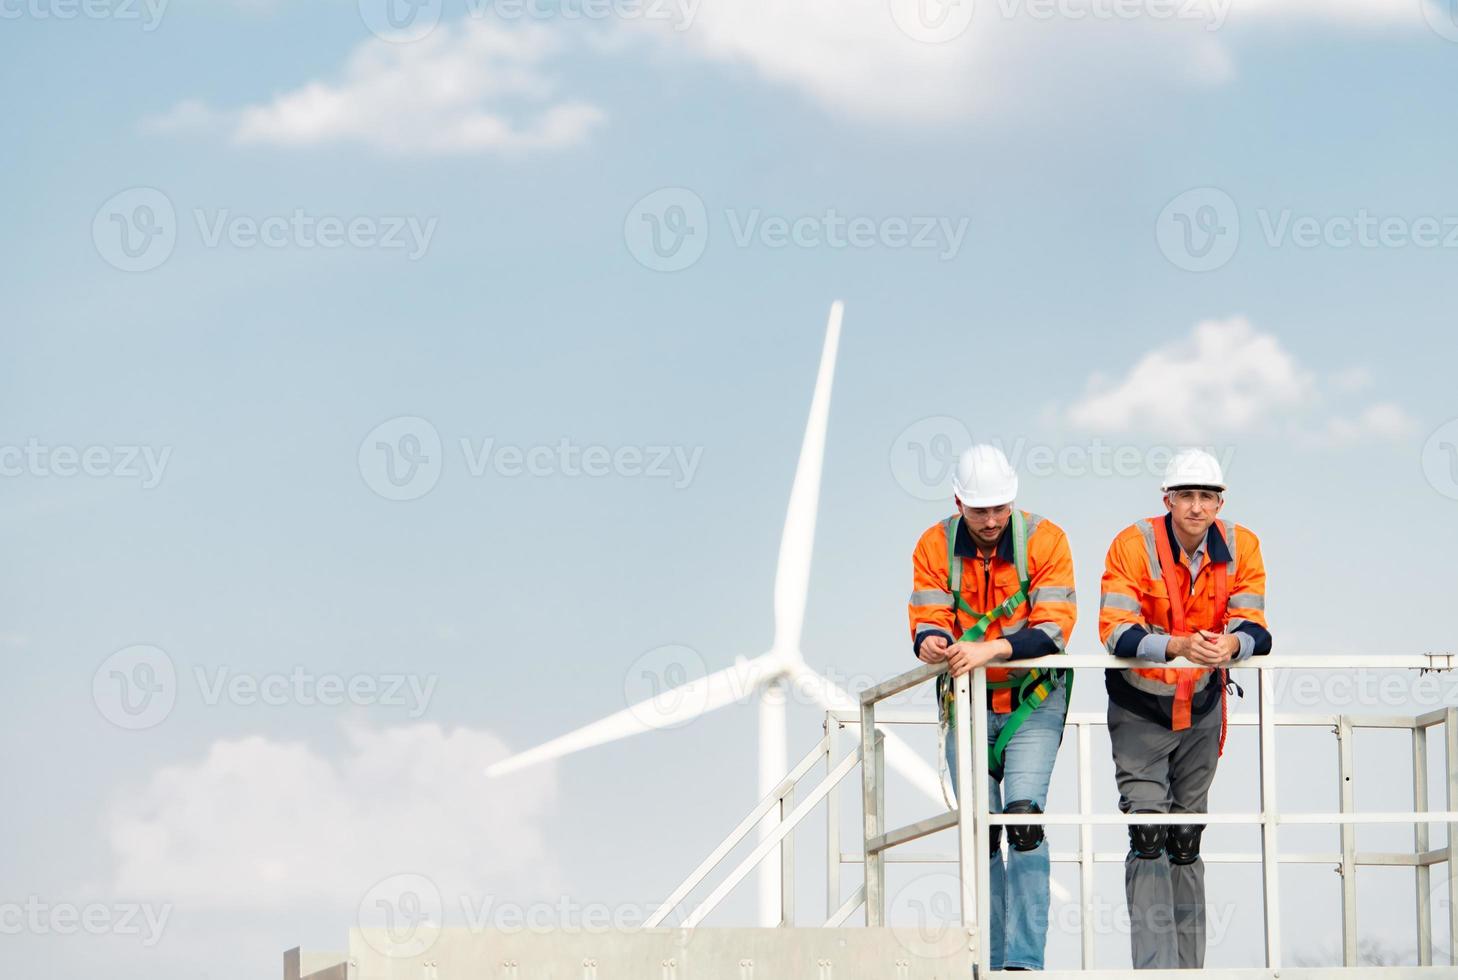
[1129,517,1230,741]
[946,513,1033,715]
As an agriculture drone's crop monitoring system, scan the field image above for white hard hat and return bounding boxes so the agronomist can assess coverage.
[1161,448,1226,493]
[952,444,1018,508]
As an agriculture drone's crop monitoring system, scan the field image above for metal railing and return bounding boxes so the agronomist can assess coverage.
[644,732,865,929]
[858,653,1458,976]
[649,653,1458,976]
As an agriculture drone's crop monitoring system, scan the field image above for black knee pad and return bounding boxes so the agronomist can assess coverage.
[1166,824,1205,866]
[1004,800,1044,851]
[1129,819,1167,860]
[989,824,1003,857]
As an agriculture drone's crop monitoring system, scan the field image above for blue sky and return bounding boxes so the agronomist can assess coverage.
[4,0,1458,975]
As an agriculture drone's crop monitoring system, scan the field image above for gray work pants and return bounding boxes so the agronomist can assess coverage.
[1108,698,1222,970]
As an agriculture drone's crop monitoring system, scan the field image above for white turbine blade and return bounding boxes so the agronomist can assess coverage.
[785,663,944,805]
[486,655,784,778]
[771,301,843,658]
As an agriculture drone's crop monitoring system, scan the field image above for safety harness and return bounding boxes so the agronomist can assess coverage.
[1147,518,1233,755]
[935,510,1072,794]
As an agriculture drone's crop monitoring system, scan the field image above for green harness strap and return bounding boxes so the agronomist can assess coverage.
[937,510,1073,777]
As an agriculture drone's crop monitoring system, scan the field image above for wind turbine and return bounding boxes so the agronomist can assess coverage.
[486,301,946,926]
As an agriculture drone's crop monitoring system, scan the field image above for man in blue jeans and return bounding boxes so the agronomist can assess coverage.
[942,685,1068,971]
[910,445,1076,971]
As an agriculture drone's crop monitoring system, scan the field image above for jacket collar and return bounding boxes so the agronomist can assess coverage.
[954,515,1015,563]
[1162,512,1231,565]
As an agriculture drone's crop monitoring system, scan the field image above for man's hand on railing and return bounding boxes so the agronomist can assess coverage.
[946,638,1013,677]
[1183,631,1239,667]
[917,635,950,664]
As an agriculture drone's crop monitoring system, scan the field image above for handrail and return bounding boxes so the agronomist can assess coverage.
[648,650,1458,973]
[856,651,1458,974]
[859,652,1457,708]
[683,746,862,927]
[644,734,830,928]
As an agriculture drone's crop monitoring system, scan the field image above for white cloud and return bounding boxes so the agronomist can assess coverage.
[150,0,1423,144]
[1313,401,1418,445]
[619,0,1419,124]
[1227,0,1413,23]
[148,20,605,155]
[106,723,559,910]
[1064,316,1413,445]
[1067,316,1314,440]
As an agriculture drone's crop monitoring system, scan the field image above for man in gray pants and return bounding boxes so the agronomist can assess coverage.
[1098,450,1272,968]
[1107,697,1222,966]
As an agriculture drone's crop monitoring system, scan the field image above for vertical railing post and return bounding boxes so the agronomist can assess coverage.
[1077,719,1095,969]
[1445,707,1458,965]
[861,700,883,926]
[954,671,977,951]
[871,731,886,930]
[780,781,795,927]
[1338,715,1356,966]
[972,668,992,979]
[874,731,886,841]
[1258,668,1282,968]
[825,715,840,924]
[1414,721,1432,966]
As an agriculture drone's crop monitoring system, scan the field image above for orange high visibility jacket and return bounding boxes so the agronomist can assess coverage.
[908,511,1077,714]
[1099,514,1271,728]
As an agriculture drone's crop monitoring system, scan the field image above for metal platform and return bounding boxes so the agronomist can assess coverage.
[284,653,1458,978]
[287,927,974,979]
[285,930,1458,979]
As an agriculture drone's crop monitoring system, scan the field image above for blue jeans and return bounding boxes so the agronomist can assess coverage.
[943,680,1067,971]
